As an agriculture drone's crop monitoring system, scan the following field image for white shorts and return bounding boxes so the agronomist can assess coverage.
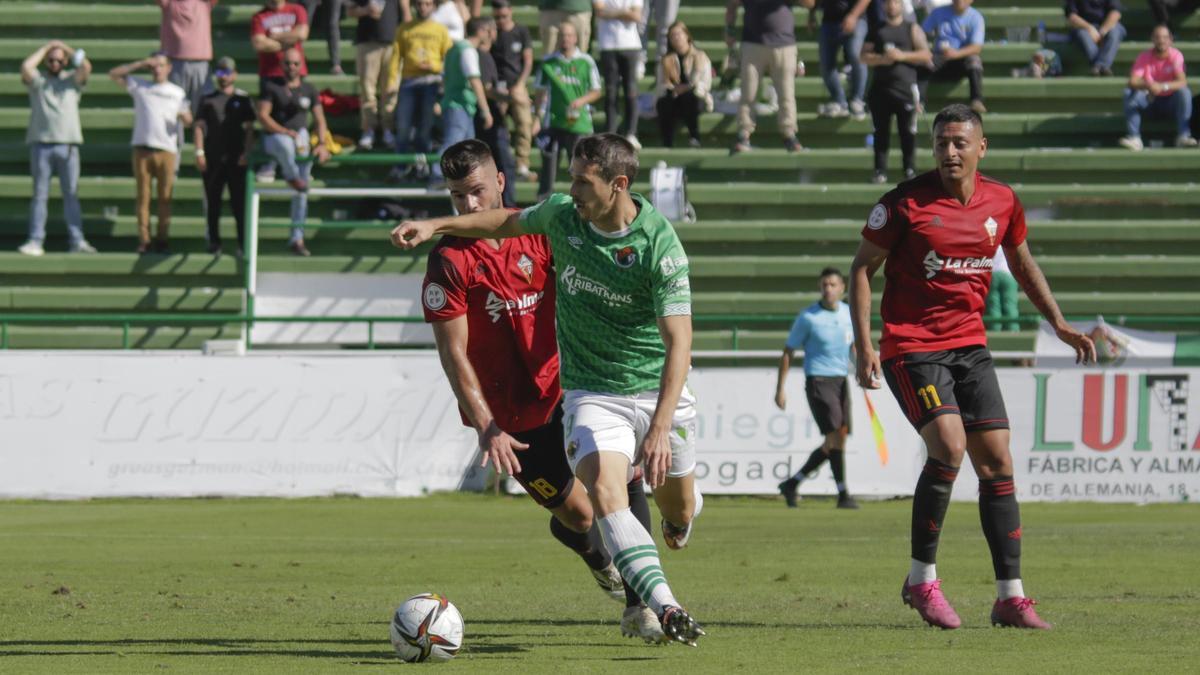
[561,386,698,479]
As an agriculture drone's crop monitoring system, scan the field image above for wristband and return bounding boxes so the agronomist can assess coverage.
[195,150,206,157]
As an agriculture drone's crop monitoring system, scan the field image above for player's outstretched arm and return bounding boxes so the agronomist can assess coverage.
[1005,242,1097,365]
[642,314,693,488]
[431,318,529,474]
[391,209,525,250]
[849,238,889,389]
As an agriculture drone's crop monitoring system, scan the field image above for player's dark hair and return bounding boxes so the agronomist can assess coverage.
[819,267,845,283]
[440,139,496,181]
[466,16,495,37]
[932,103,983,134]
[572,133,639,184]
[491,0,512,9]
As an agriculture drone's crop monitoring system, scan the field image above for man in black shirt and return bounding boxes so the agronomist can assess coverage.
[491,0,535,181]
[476,48,518,206]
[195,57,256,255]
[349,0,401,149]
[257,48,331,256]
[725,0,802,154]
[861,0,930,183]
[1064,0,1126,76]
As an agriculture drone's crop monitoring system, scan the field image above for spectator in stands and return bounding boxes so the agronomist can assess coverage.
[1065,0,1126,77]
[195,57,256,255]
[258,48,332,256]
[804,0,871,120]
[349,0,401,150]
[491,0,536,181]
[431,0,470,39]
[20,41,95,257]
[921,0,986,114]
[640,0,681,70]
[251,0,311,182]
[303,0,347,74]
[862,0,930,183]
[432,17,497,186]
[533,21,602,200]
[157,0,216,115]
[1119,24,1198,149]
[539,0,594,57]
[726,0,802,155]
[110,53,192,255]
[476,24,519,205]
[1148,0,1198,28]
[390,0,453,170]
[655,21,713,148]
[252,0,311,81]
[595,0,644,148]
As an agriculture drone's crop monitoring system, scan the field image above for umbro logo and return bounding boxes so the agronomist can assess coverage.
[567,236,583,249]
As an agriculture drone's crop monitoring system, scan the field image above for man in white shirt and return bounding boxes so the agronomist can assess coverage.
[110,52,193,254]
[595,0,643,147]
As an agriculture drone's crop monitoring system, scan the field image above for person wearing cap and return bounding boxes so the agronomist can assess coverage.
[157,0,217,115]
[257,47,332,257]
[19,40,96,256]
[195,57,257,255]
[110,51,192,255]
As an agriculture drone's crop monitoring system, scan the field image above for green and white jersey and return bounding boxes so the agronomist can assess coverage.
[519,192,692,395]
[533,50,600,134]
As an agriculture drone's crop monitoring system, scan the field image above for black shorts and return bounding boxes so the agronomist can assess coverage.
[805,376,852,435]
[510,402,575,509]
[883,345,1009,432]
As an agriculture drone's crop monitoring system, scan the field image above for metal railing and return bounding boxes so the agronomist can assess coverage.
[3,313,1198,352]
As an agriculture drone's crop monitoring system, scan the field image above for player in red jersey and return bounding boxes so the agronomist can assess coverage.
[849,104,1096,631]
[419,139,665,642]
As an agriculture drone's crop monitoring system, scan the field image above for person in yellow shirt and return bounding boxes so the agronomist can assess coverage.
[390,0,453,157]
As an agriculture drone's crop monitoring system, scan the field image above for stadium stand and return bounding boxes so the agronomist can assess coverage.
[0,0,1197,351]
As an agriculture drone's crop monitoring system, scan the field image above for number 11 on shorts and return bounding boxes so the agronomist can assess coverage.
[917,384,941,410]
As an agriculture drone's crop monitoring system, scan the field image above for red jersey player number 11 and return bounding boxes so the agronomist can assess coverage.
[848,104,1095,632]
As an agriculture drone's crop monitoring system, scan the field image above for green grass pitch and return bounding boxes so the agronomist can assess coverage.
[0,494,1196,673]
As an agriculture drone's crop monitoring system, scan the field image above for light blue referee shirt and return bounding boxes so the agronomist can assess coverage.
[785,301,853,377]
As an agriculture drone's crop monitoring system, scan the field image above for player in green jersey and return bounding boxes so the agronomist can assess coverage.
[392,133,706,646]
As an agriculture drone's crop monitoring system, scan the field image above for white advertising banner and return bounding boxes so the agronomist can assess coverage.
[252,273,431,345]
[704,366,1200,503]
[0,354,1195,502]
[0,352,479,499]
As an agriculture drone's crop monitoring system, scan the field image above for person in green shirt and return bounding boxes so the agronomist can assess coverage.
[430,16,495,186]
[532,22,602,201]
[392,133,706,647]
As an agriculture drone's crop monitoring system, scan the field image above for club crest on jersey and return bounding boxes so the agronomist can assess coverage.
[983,217,999,245]
[614,246,638,268]
[517,254,534,282]
[868,204,888,230]
[423,283,447,310]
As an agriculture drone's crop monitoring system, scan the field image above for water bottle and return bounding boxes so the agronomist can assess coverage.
[1036,21,1046,45]
[865,134,874,148]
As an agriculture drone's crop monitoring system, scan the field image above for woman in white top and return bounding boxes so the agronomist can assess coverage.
[594,0,643,146]
[431,0,467,40]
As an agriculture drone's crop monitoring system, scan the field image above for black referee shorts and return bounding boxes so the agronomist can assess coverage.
[510,402,575,509]
[882,345,1009,433]
[805,376,852,435]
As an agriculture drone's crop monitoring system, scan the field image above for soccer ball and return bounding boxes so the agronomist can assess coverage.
[389,593,464,662]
